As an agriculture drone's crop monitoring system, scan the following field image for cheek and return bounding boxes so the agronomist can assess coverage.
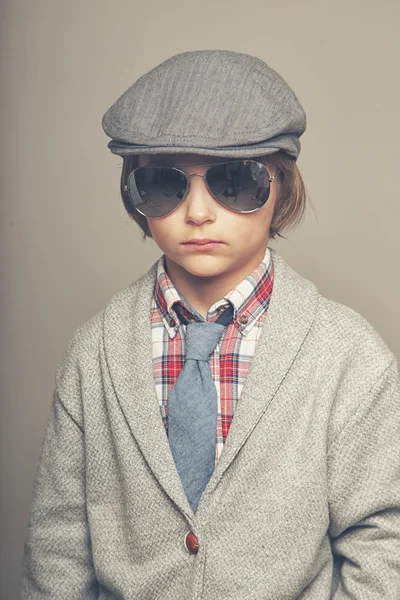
[256,196,276,233]
[233,202,275,239]
[147,217,178,249]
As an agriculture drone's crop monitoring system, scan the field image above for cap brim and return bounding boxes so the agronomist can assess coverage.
[107,136,300,160]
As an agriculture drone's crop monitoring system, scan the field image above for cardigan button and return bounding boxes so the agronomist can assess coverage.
[184,531,199,555]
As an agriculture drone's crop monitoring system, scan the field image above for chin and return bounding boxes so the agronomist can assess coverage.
[178,257,231,279]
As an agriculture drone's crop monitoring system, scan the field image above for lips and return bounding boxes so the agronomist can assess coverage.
[183,239,222,245]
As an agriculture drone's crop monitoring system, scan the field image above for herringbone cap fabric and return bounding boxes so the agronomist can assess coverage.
[102,50,306,159]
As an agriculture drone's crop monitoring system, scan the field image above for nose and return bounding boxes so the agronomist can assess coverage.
[183,173,217,226]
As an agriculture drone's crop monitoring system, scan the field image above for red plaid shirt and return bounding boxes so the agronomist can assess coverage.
[151,248,274,463]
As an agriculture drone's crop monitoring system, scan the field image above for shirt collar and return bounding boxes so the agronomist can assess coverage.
[223,248,273,335]
[154,248,274,338]
[153,259,196,338]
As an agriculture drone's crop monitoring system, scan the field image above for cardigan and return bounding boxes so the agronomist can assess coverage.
[21,249,400,599]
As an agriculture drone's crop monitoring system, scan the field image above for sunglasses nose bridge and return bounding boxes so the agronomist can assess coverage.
[186,172,207,181]
[184,172,210,199]
[182,171,219,217]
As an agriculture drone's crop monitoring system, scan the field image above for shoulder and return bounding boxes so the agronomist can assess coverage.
[318,295,399,457]
[316,294,394,363]
[271,250,398,442]
[271,249,397,407]
[313,294,396,415]
[271,248,395,364]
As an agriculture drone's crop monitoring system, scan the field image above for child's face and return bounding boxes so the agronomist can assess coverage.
[139,153,278,285]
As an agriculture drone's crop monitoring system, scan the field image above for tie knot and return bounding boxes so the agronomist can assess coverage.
[185,322,226,361]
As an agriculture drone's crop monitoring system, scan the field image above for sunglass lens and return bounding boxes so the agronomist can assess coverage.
[206,160,270,212]
[127,167,187,217]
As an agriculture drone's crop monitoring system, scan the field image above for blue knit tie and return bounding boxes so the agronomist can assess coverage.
[168,305,233,512]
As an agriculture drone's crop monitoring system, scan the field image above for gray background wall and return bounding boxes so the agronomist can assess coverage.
[1,0,399,596]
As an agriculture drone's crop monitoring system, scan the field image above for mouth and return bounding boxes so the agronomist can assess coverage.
[181,239,224,251]
[183,239,222,245]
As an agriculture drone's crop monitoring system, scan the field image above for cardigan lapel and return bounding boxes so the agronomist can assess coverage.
[202,250,320,499]
[102,250,319,517]
[102,263,194,519]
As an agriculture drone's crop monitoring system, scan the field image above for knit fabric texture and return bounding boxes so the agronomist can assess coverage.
[21,250,400,599]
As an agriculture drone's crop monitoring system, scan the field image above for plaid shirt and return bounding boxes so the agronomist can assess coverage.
[151,248,274,463]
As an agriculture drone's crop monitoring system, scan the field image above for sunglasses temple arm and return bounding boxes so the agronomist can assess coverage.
[268,169,281,183]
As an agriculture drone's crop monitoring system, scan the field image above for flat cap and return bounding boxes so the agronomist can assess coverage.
[102,50,306,159]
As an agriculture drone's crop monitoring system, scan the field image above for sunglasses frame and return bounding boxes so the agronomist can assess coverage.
[124,160,280,219]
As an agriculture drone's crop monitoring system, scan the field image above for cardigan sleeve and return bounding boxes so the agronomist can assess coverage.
[328,358,400,599]
[21,390,99,599]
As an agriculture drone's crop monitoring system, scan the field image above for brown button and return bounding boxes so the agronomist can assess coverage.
[184,531,199,555]
[239,315,249,325]
[216,306,225,315]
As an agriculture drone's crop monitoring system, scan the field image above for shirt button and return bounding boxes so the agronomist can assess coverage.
[184,531,199,555]
[216,306,226,315]
[239,315,249,325]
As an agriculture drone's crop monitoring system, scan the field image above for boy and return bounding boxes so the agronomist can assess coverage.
[21,50,400,599]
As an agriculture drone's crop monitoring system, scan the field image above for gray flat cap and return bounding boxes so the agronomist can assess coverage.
[102,50,306,159]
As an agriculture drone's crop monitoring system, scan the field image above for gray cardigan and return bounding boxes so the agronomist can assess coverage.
[21,250,400,599]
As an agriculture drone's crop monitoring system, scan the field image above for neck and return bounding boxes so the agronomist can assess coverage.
[164,253,266,318]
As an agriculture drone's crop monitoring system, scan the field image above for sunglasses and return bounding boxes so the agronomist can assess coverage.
[123,160,280,218]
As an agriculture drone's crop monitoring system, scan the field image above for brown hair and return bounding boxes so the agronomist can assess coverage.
[119,151,307,240]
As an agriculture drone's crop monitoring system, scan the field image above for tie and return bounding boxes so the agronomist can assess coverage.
[168,304,233,512]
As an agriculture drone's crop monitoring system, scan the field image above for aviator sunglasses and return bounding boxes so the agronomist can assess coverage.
[123,160,280,218]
